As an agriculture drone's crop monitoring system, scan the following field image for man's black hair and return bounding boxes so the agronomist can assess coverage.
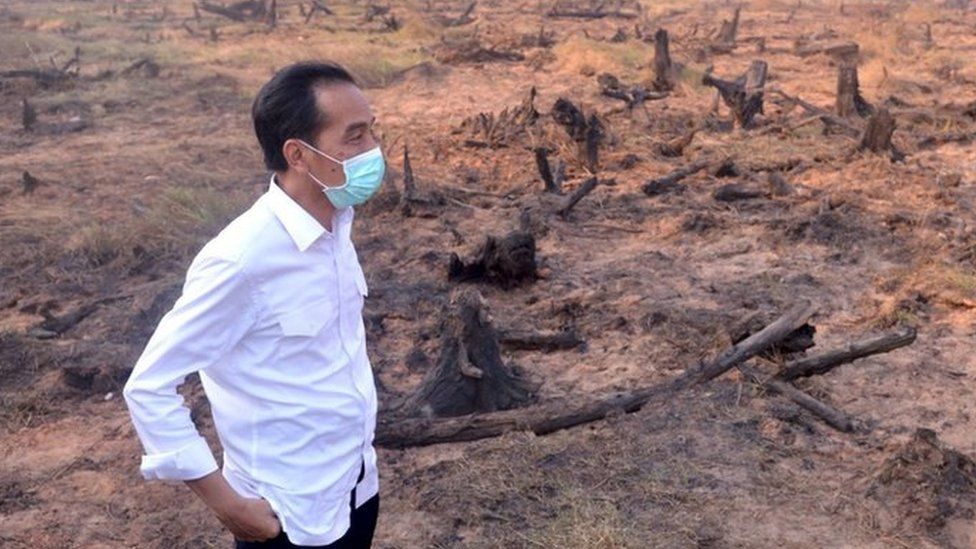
[252,61,357,172]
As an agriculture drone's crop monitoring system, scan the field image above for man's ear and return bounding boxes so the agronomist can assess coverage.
[282,138,308,172]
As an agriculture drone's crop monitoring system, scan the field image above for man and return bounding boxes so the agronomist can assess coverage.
[123,61,384,548]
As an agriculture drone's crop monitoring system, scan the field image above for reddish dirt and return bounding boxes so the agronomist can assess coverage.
[2,1,976,547]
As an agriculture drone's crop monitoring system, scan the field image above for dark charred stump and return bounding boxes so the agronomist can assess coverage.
[449,231,537,287]
[552,97,587,141]
[22,98,36,131]
[702,60,768,129]
[715,6,740,47]
[399,145,445,217]
[264,0,277,27]
[836,62,873,118]
[534,147,563,194]
[22,171,40,195]
[653,28,677,91]
[552,98,606,171]
[858,108,905,161]
[583,113,604,172]
[395,288,539,418]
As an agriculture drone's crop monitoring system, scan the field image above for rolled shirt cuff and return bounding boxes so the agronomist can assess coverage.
[139,437,219,481]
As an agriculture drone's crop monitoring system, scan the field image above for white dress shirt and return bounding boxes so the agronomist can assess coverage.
[123,174,379,546]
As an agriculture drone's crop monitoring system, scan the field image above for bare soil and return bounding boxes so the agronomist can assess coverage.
[2,1,976,547]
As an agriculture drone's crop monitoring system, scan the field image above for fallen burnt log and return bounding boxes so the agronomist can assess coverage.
[547,1,639,19]
[598,73,668,109]
[776,327,916,381]
[702,60,768,128]
[557,176,599,218]
[498,328,584,352]
[769,86,861,137]
[1,47,81,88]
[449,231,537,287]
[740,363,855,432]
[394,288,539,418]
[916,131,976,150]
[641,159,710,195]
[377,300,817,447]
[794,39,859,59]
[432,1,477,27]
[197,0,270,22]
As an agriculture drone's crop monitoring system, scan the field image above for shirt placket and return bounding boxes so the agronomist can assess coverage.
[332,224,372,459]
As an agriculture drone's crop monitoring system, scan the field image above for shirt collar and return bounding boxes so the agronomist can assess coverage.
[266,174,354,252]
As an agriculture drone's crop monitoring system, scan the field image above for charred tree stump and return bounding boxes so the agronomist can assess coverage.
[22,171,41,195]
[709,6,741,53]
[702,60,768,129]
[534,147,562,194]
[717,7,740,44]
[858,108,905,161]
[264,0,277,27]
[449,231,537,287]
[552,98,605,171]
[395,289,539,418]
[552,97,587,141]
[836,62,873,118]
[399,145,445,217]
[583,113,604,172]
[653,28,677,91]
[22,98,36,131]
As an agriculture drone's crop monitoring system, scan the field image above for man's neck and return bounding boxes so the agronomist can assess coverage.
[274,170,336,232]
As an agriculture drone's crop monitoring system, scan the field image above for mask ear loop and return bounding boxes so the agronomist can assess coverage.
[298,139,350,191]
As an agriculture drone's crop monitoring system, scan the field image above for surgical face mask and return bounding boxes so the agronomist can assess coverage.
[299,140,385,208]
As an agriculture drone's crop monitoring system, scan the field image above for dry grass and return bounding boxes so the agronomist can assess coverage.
[64,184,252,270]
[552,35,652,78]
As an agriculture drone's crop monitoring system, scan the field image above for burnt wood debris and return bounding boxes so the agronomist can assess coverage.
[361,7,927,448]
[2,4,931,456]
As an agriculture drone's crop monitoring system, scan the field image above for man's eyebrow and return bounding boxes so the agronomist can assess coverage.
[344,117,376,135]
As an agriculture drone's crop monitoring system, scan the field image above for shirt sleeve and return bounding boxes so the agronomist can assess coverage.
[122,251,258,482]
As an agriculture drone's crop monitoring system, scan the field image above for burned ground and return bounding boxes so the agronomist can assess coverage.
[2,0,976,547]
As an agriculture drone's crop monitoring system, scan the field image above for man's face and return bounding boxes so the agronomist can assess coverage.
[290,81,378,188]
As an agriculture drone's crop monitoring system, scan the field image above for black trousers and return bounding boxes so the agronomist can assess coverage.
[235,462,378,549]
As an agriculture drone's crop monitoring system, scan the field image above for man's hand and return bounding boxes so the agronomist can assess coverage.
[217,495,282,542]
[185,470,282,542]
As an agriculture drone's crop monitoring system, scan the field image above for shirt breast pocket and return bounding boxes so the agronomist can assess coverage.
[275,301,336,338]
